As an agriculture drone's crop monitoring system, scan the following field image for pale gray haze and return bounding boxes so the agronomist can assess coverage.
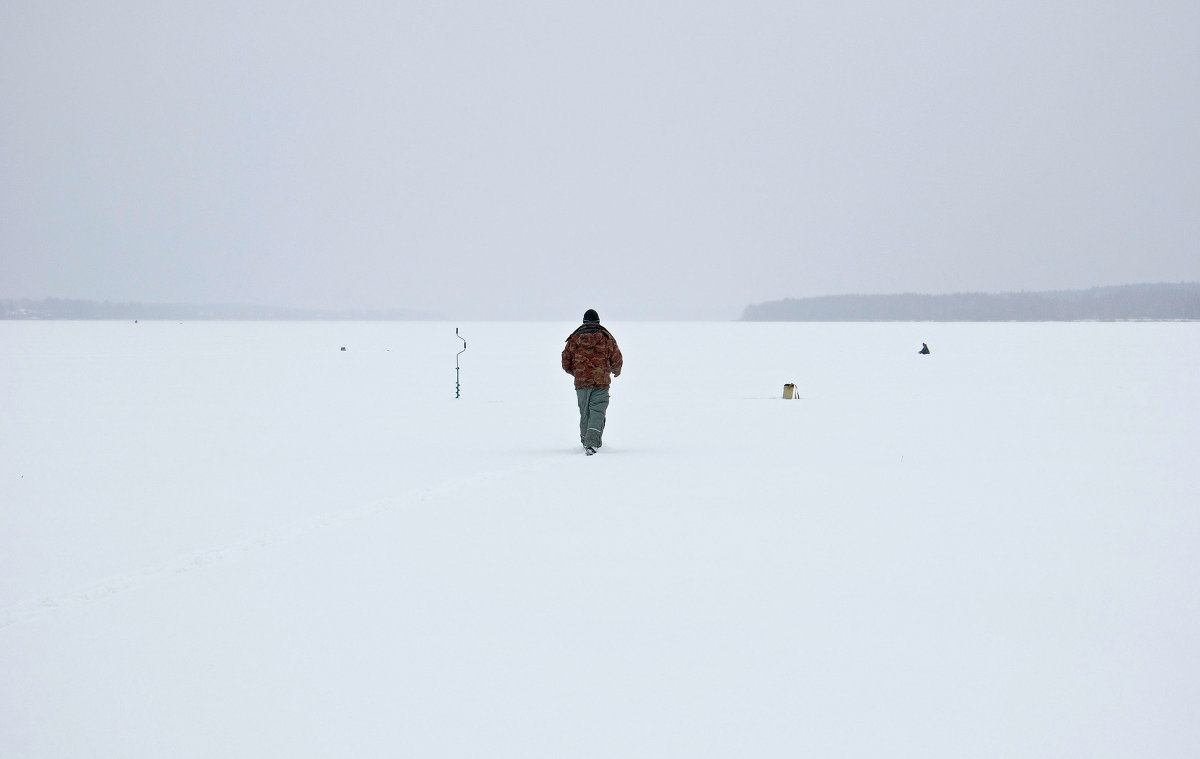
[3,1,1197,319]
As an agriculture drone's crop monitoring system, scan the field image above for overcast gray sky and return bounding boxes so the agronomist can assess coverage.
[3,0,1197,319]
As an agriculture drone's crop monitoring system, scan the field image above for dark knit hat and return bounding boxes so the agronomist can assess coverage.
[583,309,599,323]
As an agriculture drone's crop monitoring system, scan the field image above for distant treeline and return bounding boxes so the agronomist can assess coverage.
[1,298,434,321]
[742,283,1200,322]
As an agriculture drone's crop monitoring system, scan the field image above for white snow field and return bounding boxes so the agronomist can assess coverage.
[2,320,1198,758]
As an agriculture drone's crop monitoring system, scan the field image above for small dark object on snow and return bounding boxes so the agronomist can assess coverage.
[919,343,931,354]
[340,346,347,351]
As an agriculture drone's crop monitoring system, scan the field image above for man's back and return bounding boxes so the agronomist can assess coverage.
[562,324,623,390]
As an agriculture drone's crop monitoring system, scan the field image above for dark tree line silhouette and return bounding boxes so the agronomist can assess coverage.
[742,283,1200,322]
[1,298,430,320]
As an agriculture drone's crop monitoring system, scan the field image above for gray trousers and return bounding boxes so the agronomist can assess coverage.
[576,387,610,448]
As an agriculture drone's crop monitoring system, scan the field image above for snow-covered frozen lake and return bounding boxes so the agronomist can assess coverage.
[2,320,1198,757]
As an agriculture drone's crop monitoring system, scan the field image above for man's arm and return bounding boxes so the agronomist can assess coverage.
[609,339,623,378]
[562,343,574,374]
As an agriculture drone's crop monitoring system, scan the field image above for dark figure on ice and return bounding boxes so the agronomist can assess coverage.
[919,343,931,354]
[562,309,623,456]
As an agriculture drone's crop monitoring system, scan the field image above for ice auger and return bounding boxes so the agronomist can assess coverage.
[455,328,467,398]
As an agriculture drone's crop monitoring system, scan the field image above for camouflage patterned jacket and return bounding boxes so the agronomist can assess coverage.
[562,323,623,389]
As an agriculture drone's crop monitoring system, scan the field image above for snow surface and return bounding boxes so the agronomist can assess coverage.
[2,320,1198,758]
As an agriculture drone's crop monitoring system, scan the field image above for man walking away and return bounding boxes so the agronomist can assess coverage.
[562,309,623,455]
